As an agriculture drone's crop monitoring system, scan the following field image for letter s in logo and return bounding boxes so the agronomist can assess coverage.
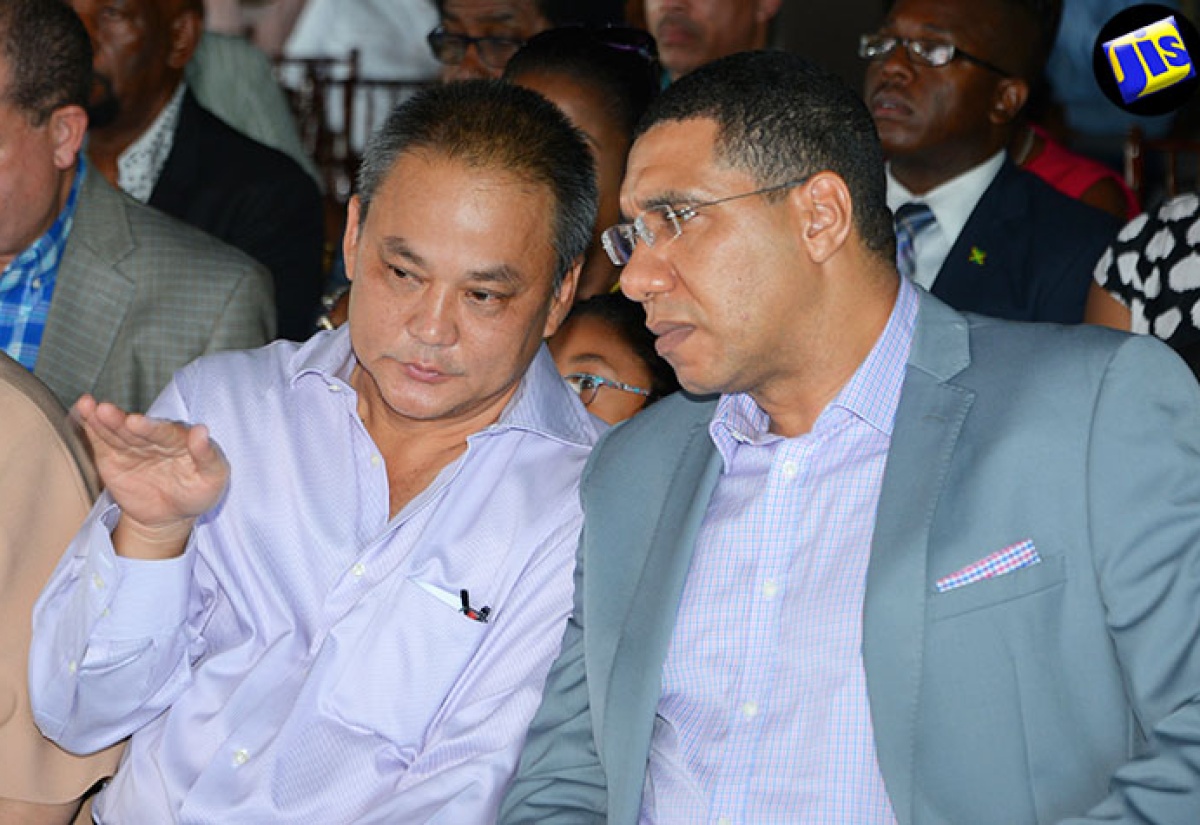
[1104,16,1195,104]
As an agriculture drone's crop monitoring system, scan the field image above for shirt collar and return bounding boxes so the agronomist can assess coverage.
[289,326,601,449]
[710,276,919,457]
[886,150,1005,249]
[118,83,186,203]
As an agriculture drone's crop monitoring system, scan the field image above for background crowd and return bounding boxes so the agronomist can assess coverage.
[6,0,1200,822]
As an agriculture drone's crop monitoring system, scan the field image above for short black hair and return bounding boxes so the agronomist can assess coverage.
[538,0,625,26]
[356,80,597,290]
[637,50,895,258]
[879,0,1062,82]
[435,0,625,28]
[504,27,661,139]
[565,293,679,405]
[1011,0,1062,81]
[0,0,92,125]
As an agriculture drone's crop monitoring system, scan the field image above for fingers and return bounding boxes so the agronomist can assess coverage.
[186,424,231,477]
[70,393,97,422]
[70,397,229,480]
[74,400,200,460]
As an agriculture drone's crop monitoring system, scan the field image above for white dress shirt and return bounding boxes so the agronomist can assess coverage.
[886,151,1006,290]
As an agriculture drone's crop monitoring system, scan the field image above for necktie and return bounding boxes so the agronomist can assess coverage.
[894,202,936,281]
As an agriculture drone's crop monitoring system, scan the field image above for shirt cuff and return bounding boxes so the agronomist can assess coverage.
[87,502,196,639]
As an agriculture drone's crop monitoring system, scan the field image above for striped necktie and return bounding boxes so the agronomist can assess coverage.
[894,202,936,281]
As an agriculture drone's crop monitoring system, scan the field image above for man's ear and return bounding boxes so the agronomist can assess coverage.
[989,77,1029,126]
[796,172,853,265]
[543,258,582,339]
[757,0,784,23]
[49,105,88,171]
[168,6,203,70]
[343,196,363,282]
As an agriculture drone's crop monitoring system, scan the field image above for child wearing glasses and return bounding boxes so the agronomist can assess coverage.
[549,293,679,424]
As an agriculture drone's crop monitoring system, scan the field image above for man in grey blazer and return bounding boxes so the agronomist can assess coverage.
[501,51,1200,823]
[0,0,273,414]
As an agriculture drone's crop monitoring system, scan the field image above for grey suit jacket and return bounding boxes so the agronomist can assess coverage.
[502,291,1200,824]
[35,168,274,413]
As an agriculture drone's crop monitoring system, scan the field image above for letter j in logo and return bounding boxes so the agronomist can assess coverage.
[1104,15,1195,104]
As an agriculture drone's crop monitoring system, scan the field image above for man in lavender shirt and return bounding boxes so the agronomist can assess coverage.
[29,80,602,822]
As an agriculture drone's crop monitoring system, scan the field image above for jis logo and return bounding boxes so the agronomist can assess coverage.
[1104,15,1195,104]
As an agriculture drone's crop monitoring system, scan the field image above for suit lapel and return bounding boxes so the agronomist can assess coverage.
[931,160,1030,314]
[36,171,135,408]
[148,91,203,216]
[864,292,974,824]
[604,412,723,824]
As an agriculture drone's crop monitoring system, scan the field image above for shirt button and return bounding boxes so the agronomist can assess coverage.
[68,660,77,674]
[232,748,250,766]
[718,817,733,825]
[781,460,799,479]
[31,278,41,289]
[327,383,342,392]
[762,579,779,599]
[370,454,381,467]
[92,573,105,588]
[742,700,759,719]
[352,562,366,578]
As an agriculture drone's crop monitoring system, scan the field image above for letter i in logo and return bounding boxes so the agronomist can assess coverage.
[1105,15,1196,104]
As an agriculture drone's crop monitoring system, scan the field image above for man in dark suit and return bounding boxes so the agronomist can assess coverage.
[0,0,271,415]
[70,0,324,340]
[862,0,1119,323]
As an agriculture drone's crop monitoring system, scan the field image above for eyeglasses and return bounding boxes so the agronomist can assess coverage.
[857,34,1011,77]
[427,26,526,70]
[600,177,809,267]
[564,372,651,406]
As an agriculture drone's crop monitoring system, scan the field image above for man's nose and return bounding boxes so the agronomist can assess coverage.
[405,289,459,346]
[618,243,674,304]
[440,44,500,82]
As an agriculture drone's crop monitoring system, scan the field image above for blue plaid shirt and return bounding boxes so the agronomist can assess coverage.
[0,157,85,370]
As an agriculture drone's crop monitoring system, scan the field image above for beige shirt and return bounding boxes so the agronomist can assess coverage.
[0,354,123,809]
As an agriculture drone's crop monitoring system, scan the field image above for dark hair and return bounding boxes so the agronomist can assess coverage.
[539,0,625,26]
[435,0,625,28]
[566,293,679,405]
[503,26,661,139]
[0,0,91,125]
[637,50,895,258]
[879,0,1062,82]
[356,80,597,289]
[1014,0,1062,81]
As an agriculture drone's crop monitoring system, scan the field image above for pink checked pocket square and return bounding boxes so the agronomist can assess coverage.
[934,539,1041,593]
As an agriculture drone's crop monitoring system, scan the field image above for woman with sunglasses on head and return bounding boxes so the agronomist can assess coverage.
[550,293,679,425]
[504,26,662,300]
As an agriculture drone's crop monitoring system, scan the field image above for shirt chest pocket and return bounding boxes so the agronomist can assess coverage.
[322,576,490,755]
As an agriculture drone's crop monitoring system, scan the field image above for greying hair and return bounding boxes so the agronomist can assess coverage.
[636,51,896,259]
[0,0,92,125]
[356,80,598,289]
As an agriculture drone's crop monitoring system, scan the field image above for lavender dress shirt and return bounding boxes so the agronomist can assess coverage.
[640,279,918,824]
[30,327,603,823]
